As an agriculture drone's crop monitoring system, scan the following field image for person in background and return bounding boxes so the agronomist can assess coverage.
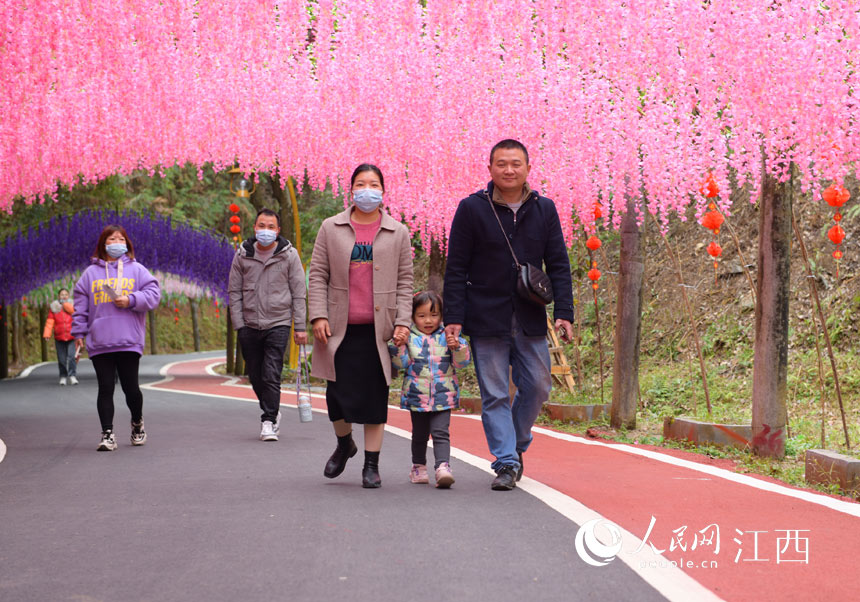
[228,208,308,442]
[72,225,161,451]
[43,288,77,385]
[390,291,470,488]
[308,163,413,488]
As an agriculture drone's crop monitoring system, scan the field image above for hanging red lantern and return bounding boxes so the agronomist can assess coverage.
[229,215,240,224]
[587,266,601,290]
[700,173,719,198]
[824,183,850,278]
[700,209,724,233]
[586,235,602,251]
[828,224,845,245]
[230,225,241,234]
[593,203,603,221]
[229,203,240,213]
[707,241,722,258]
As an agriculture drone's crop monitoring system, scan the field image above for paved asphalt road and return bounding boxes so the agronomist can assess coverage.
[0,353,667,602]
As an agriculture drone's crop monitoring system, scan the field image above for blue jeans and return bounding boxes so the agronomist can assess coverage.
[55,339,77,378]
[470,315,551,473]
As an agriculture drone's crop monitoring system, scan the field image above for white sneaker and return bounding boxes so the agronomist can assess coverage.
[131,419,147,446]
[260,421,278,441]
[273,411,282,436]
[97,430,117,451]
[69,376,79,385]
[59,377,67,386]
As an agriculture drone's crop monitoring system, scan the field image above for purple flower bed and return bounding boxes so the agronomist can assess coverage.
[0,210,234,304]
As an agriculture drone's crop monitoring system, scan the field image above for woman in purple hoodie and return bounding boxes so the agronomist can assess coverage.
[72,225,161,451]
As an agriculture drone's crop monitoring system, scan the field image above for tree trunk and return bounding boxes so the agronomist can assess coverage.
[39,305,49,361]
[11,301,20,364]
[226,307,235,374]
[752,164,792,458]
[0,304,8,378]
[190,298,201,352]
[148,310,158,355]
[611,196,644,429]
[427,240,446,294]
[268,172,293,243]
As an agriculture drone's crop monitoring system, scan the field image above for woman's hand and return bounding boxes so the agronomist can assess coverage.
[294,330,308,345]
[114,295,130,309]
[75,339,85,356]
[392,325,409,346]
[312,318,331,344]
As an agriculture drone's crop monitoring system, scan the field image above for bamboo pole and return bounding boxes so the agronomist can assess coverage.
[790,212,850,448]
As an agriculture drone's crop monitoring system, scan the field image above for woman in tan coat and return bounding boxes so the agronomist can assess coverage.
[308,164,414,488]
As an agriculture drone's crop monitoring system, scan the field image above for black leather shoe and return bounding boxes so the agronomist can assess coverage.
[362,465,382,488]
[491,466,517,491]
[324,438,357,479]
[516,452,523,482]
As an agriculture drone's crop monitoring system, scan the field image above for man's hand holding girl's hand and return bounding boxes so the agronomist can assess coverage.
[444,324,462,350]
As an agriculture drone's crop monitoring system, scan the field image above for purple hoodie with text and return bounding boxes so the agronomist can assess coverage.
[72,255,161,357]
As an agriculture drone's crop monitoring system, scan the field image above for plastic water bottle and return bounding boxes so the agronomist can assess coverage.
[298,393,313,423]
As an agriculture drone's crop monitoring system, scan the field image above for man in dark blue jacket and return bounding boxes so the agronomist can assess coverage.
[443,139,574,491]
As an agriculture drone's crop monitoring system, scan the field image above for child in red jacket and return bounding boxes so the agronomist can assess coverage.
[43,288,78,385]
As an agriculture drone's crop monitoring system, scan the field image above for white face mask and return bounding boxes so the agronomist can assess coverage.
[106,243,127,258]
[353,188,383,213]
[255,229,278,246]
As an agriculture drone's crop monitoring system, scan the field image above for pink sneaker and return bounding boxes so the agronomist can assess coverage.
[409,464,429,484]
[435,462,455,488]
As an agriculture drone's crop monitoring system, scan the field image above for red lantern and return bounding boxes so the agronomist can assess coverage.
[833,250,843,260]
[230,225,241,234]
[707,242,722,258]
[828,224,845,245]
[586,236,602,251]
[587,267,601,290]
[593,203,603,220]
[230,215,241,224]
[229,203,240,213]
[823,184,849,207]
[700,174,719,198]
[700,210,724,233]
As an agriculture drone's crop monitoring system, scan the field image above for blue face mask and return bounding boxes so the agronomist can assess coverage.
[105,243,127,258]
[353,188,383,213]
[255,229,278,246]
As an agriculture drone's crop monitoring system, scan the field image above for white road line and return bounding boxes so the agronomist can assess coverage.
[16,362,52,378]
[531,426,860,518]
[384,425,723,602]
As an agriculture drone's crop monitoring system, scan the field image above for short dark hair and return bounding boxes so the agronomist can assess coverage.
[58,288,69,296]
[412,290,443,317]
[489,139,529,165]
[255,208,280,227]
[95,225,135,261]
[350,163,385,192]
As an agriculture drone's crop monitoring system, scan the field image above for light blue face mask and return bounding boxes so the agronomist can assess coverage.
[255,229,278,246]
[105,243,127,258]
[353,188,383,213]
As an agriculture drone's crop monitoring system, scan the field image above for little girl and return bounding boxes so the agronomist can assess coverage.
[390,291,470,488]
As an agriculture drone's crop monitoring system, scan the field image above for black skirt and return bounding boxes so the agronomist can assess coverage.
[326,324,389,424]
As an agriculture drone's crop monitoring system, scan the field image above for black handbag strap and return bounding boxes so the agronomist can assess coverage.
[486,193,523,269]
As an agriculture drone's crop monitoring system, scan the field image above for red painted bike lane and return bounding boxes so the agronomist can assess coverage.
[152,357,860,602]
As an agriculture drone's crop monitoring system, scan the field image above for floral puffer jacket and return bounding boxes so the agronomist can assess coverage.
[389,324,471,412]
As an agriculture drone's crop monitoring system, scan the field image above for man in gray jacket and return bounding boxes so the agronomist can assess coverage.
[229,208,308,441]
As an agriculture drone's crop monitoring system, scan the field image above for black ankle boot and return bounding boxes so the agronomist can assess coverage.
[362,451,381,488]
[324,434,357,479]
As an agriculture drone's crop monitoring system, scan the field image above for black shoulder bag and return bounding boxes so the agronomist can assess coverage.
[488,196,554,307]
